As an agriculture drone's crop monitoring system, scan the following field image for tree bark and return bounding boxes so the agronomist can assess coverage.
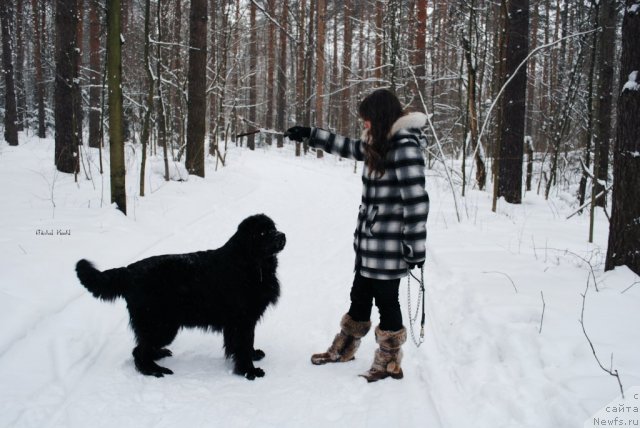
[265,0,276,145]
[374,0,383,81]
[605,1,640,276]
[32,0,46,138]
[140,0,155,197]
[248,2,257,150]
[74,0,83,147]
[339,0,353,135]
[412,0,427,111]
[498,0,529,204]
[275,0,288,148]
[0,0,18,146]
[185,0,208,177]
[88,0,101,147]
[315,0,326,158]
[15,0,25,131]
[294,0,307,156]
[107,0,126,213]
[593,0,617,207]
[54,0,80,172]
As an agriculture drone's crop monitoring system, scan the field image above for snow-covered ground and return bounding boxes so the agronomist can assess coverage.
[0,135,638,428]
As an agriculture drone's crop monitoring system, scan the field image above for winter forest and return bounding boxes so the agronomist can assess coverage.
[1,0,640,427]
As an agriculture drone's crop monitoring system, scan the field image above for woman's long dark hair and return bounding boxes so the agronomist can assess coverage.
[358,89,405,177]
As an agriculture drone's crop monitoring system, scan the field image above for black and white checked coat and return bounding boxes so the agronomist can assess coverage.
[309,112,429,280]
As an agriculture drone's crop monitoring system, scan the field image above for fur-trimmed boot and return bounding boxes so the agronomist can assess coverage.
[311,314,371,365]
[360,326,407,382]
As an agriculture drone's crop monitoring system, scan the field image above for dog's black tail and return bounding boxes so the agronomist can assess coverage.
[76,259,130,302]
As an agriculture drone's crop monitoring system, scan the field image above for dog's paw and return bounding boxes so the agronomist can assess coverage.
[139,365,174,378]
[252,349,265,361]
[152,348,173,360]
[244,367,265,380]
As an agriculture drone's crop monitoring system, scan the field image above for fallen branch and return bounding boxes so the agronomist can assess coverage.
[621,281,640,294]
[482,271,518,293]
[236,116,285,138]
[580,274,624,398]
[539,291,546,334]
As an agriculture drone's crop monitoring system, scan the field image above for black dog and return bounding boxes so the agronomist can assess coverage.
[76,214,285,380]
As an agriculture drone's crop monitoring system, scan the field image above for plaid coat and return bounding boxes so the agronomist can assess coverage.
[309,112,429,280]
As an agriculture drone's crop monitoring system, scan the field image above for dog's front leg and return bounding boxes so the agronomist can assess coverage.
[224,323,264,380]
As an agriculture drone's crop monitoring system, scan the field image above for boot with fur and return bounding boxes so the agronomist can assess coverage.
[360,326,407,382]
[311,314,371,365]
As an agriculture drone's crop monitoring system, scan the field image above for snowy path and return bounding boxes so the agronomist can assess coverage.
[1,140,638,428]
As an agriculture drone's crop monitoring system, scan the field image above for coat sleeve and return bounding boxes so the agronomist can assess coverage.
[308,128,366,161]
[394,140,429,264]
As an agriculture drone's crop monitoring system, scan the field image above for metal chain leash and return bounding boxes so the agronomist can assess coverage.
[407,265,426,347]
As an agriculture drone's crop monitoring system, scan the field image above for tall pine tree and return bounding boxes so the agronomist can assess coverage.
[605,1,640,276]
[1,0,19,146]
[54,0,79,172]
[107,0,126,213]
[497,0,529,204]
[185,0,207,177]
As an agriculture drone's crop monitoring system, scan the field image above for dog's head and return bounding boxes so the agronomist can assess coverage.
[235,214,286,259]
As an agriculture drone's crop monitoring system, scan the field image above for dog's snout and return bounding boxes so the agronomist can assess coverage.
[276,232,286,249]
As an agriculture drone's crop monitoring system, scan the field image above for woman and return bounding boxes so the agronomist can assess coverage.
[285,89,429,382]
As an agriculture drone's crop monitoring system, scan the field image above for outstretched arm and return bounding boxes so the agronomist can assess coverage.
[285,126,366,161]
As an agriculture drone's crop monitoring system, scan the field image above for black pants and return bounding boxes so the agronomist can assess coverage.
[348,271,403,331]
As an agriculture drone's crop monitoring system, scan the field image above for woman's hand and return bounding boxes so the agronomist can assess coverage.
[284,126,311,142]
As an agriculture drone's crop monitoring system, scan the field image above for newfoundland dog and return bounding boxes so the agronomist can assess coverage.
[75,214,285,380]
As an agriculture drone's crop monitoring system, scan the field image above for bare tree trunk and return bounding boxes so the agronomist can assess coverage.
[157,0,169,181]
[491,0,507,212]
[462,0,486,191]
[497,0,528,204]
[15,0,25,131]
[315,0,326,158]
[578,4,599,207]
[208,0,220,156]
[248,2,257,150]
[75,0,84,147]
[605,0,640,276]
[0,0,18,146]
[329,5,338,128]
[140,0,155,197]
[412,0,427,111]
[275,0,288,148]
[106,0,126,213]
[593,0,617,207]
[295,0,306,156]
[264,0,276,145]
[525,138,534,191]
[32,0,46,138]
[339,0,353,135]
[525,2,538,142]
[55,0,80,172]
[374,0,383,81]
[304,0,315,134]
[171,0,183,151]
[88,0,101,147]
[185,0,208,177]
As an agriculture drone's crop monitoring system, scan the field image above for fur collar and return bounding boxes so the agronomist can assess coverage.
[360,112,428,142]
[389,112,428,137]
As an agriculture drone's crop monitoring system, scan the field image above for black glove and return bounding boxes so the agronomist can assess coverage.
[284,126,311,142]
